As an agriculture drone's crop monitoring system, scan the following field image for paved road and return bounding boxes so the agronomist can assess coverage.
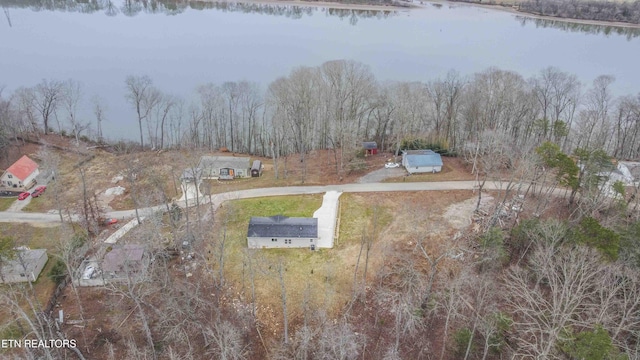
[0,181,499,224]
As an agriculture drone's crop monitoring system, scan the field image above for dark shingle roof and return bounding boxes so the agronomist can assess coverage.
[102,245,145,272]
[362,142,377,150]
[248,215,318,238]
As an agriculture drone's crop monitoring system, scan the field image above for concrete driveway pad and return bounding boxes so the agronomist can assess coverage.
[313,191,342,248]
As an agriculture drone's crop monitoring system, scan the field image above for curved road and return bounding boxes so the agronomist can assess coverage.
[0,180,503,224]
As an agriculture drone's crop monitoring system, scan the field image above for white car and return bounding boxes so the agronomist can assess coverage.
[385,162,400,169]
[82,266,96,280]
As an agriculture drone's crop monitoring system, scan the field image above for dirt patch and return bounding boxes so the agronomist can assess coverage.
[444,193,494,230]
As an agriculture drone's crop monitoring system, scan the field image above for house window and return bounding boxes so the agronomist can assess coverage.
[220,168,229,176]
[8,181,12,186]
[310,239,313,242]
[284,239,292,244]
[271,238,277,242]
[8,174,12,178]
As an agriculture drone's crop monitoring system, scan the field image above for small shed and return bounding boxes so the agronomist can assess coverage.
[402,150,444,174]
[362,142,378,156]
[247,215,318,249]
[251,160,262,177]
[0,249,48,284]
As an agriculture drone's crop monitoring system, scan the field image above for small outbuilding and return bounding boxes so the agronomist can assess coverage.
[198,156,251,180]
[0,249,48,284]
[251,160,263,177]
[1,155,40,190]
[247,215,318,249]
[402,150,443,174]
[362,142,378,156]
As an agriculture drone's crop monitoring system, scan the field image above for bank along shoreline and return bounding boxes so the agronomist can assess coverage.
[197,0,416,11]
[203,0,640,29]
[425,0,640,30]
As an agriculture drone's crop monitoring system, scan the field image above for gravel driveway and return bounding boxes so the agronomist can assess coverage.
[358,167,406,183]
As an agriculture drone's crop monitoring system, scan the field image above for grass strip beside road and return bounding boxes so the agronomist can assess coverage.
[0,197,14,211]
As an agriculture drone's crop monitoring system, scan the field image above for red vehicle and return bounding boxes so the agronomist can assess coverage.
[18,192,30,200]
[105,218,118,226]
[31,186,46,198]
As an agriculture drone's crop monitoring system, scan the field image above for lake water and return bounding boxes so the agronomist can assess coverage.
[1,0,640,140]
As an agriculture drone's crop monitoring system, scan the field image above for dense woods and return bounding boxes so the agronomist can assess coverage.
[4,61,640,171]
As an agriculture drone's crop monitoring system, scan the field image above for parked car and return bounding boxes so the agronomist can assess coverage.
[18,192,30,200]
[82,266,96,280]
[104,218,118,226]
[31,186,46,198]
[384,162,400,169]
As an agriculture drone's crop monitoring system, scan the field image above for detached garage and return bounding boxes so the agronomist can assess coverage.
[402,150,443,174]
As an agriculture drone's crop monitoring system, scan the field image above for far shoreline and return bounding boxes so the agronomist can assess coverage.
[419,0,640,30]
[197,0,415,12]
[202,0,640,30]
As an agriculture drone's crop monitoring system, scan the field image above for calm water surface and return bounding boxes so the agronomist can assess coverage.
[1,0,639,140]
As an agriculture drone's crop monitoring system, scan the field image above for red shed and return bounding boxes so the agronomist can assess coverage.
[362,142,378,156]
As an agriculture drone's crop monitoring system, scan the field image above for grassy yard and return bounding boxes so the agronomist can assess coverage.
[0,224,64,342]
[0,197,14,211]
[208,193,396,334]
[21,196,54,212]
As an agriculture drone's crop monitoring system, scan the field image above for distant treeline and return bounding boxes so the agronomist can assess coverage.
[449,0,640,25]
[519,0,640,25]
[517,15,640,39]
[0,0,396,20]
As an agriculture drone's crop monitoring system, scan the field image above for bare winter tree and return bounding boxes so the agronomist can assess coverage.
[92,95,107,143]
[505,243,610,358]
[203,321,249,360]
[574,75,615,151]
[33,79,63,134]
[314,320,362,360]
[61,79,83,142]
[125,75,159,148]
[267,68,319,183]
[12,86,40,133]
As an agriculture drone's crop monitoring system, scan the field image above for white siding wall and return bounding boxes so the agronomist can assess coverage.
[0,169,39,189]
[407,165,442,174]
[248,237,317,249]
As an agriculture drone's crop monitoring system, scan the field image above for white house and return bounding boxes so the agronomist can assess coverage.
[402,150,443,174]
[247,215,318,249]
[0,249,48,284]
[1,155,40,190]
[198,156,250,180]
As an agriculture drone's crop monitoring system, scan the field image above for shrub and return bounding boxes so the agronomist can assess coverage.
[570,217,620,261]
[48,259,67,285]
[560,325,623,360]
[453,327,474,358]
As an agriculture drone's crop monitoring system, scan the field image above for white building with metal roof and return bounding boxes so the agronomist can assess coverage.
[401,150,444,174]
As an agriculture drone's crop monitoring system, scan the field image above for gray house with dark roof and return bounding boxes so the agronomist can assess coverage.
[0,249,48,284]
[402,150,443,174]
[198,156,251,180]
[247,215,318,249]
